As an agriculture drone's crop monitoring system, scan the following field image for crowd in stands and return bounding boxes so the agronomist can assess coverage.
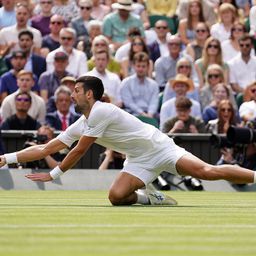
[0,0,256,146]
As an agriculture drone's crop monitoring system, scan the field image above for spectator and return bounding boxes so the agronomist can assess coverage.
[185,22,210,61]
[195,36,229,88]
[76,19,103,60]
[239,81,256,122]
[45,85,80,131]
[147,20,170,63]
[85,49,122,107]
[120,52,159,118]
[131,0,150,30]
[114,26,142,63]
[160,73,202,129]
[1,70,46,124]
[249,5,256,38]
[146,0,178,18]
[0,0,16,30]
[91,0,110,21]
[103,0,145,51]
[87,35,121,75]
[0,3,42,55]
[71,0,94,41]
[154,35,185,91]
[1,92,41,130]
[121,36,153,78]
[40,14,65,57]
[176,0,217,27]
[31,0,53,36]
[162,57,199,103]
[39,51,74,102]
[178,0,205,46]
[211,3,237,43]
[228,34,256,93]
[202,83,233,124]
[46,27,88,77]
[162,96,206,134]
[98,149,125,170]
[46,75,76,114]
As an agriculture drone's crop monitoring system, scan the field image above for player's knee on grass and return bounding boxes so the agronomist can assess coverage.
[108,188,125,205]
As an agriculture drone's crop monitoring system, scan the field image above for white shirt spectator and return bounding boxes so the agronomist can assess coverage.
[211,23,231,43]
[46,46,88,77]
[228,54,256,89]
[249,6,256,36]
[239,100,256,121]
[85,68,122,105]
[114,42,131,62]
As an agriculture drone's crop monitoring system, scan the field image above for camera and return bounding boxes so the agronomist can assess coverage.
[227,126,256,144]
[210,134,234,148]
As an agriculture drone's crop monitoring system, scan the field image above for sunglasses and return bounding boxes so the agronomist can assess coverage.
[207,44,219,49]
[156,26,168,30]
[178,65,191,69]
[133,42,143,46]
[251,88,256,93]
[51,21,62,25]
[168,42,180,46]
[80,6,92,10]
[16,97,31,102]
[95,43,107,46]
[196,29,207,33]
[208,74,220,79]
[220,108,232,112]
[61,37,73,41]
[239,43,251,48]
[40,1,52,4]
[232,28,243,32]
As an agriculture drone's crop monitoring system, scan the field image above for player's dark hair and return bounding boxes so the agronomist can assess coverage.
[76,76,104,101]
[18,30,34,40]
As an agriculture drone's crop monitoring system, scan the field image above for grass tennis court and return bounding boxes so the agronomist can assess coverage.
[0,190,256,256]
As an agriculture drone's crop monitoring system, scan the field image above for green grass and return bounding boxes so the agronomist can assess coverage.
[0,191,256,256]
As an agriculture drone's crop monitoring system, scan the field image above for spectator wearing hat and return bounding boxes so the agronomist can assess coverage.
[46,76,76,114]
[46,27,88,77]
[39,51,74,102]
[45,85,80,131]
[0,3,42,55]
[1,70,46,124]
[160,73,201,130]
[102,0,145,52]
[162,96,206,134]
[71,0,94,41]
[1,92,41,130]
[0,51,40,103]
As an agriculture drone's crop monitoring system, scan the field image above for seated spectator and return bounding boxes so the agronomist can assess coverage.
[71,0,94,41]
[249,5,256,38]
[98,149,125,170]
[178,0,205,46]
[0,51,39,103]
[195,37,229,88]
[31,0,53,36]
[85,49,122,107]
[207,99,238,134]
[0,3,42,55]
[87,35,121,75]
[103,0,145,52]
[76,19,103,60]
[46,75,76,114]
[1,92,41,130]
[210,3,237,43]
[46,27,88,77]
[41,14,65,57]
[239,81,256,123]
[160,73,202,129]
[91,0,110,21]
[202,83,233,124]
[185,22,210,61]
[39,51,74,102]
[146,0,178,18]
[1,70,46,124]
[0,0,16,30]
[228,34,256,93]
[121,36,153,78]
[120,52,159,118]
[162,96,206,134]
[45,85,80,131]
[162,57,199,103]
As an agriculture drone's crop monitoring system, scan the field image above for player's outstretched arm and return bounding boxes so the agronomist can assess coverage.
[26,136,96,182]
[0,138,67,168]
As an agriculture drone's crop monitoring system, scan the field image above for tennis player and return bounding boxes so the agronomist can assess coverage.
[0,76,255,206]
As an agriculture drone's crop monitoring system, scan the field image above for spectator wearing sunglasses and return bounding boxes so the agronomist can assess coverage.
[228,34,256,94]
[1,92,41,130]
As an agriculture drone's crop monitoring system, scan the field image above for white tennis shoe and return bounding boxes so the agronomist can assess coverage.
[147,190,178,205]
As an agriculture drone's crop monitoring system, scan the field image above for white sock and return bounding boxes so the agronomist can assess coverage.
[254,172,256,183]
[136,191,150,205]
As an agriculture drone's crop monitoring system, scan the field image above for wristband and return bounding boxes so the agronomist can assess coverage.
[49,166,64,180]
[4,153,18,164]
